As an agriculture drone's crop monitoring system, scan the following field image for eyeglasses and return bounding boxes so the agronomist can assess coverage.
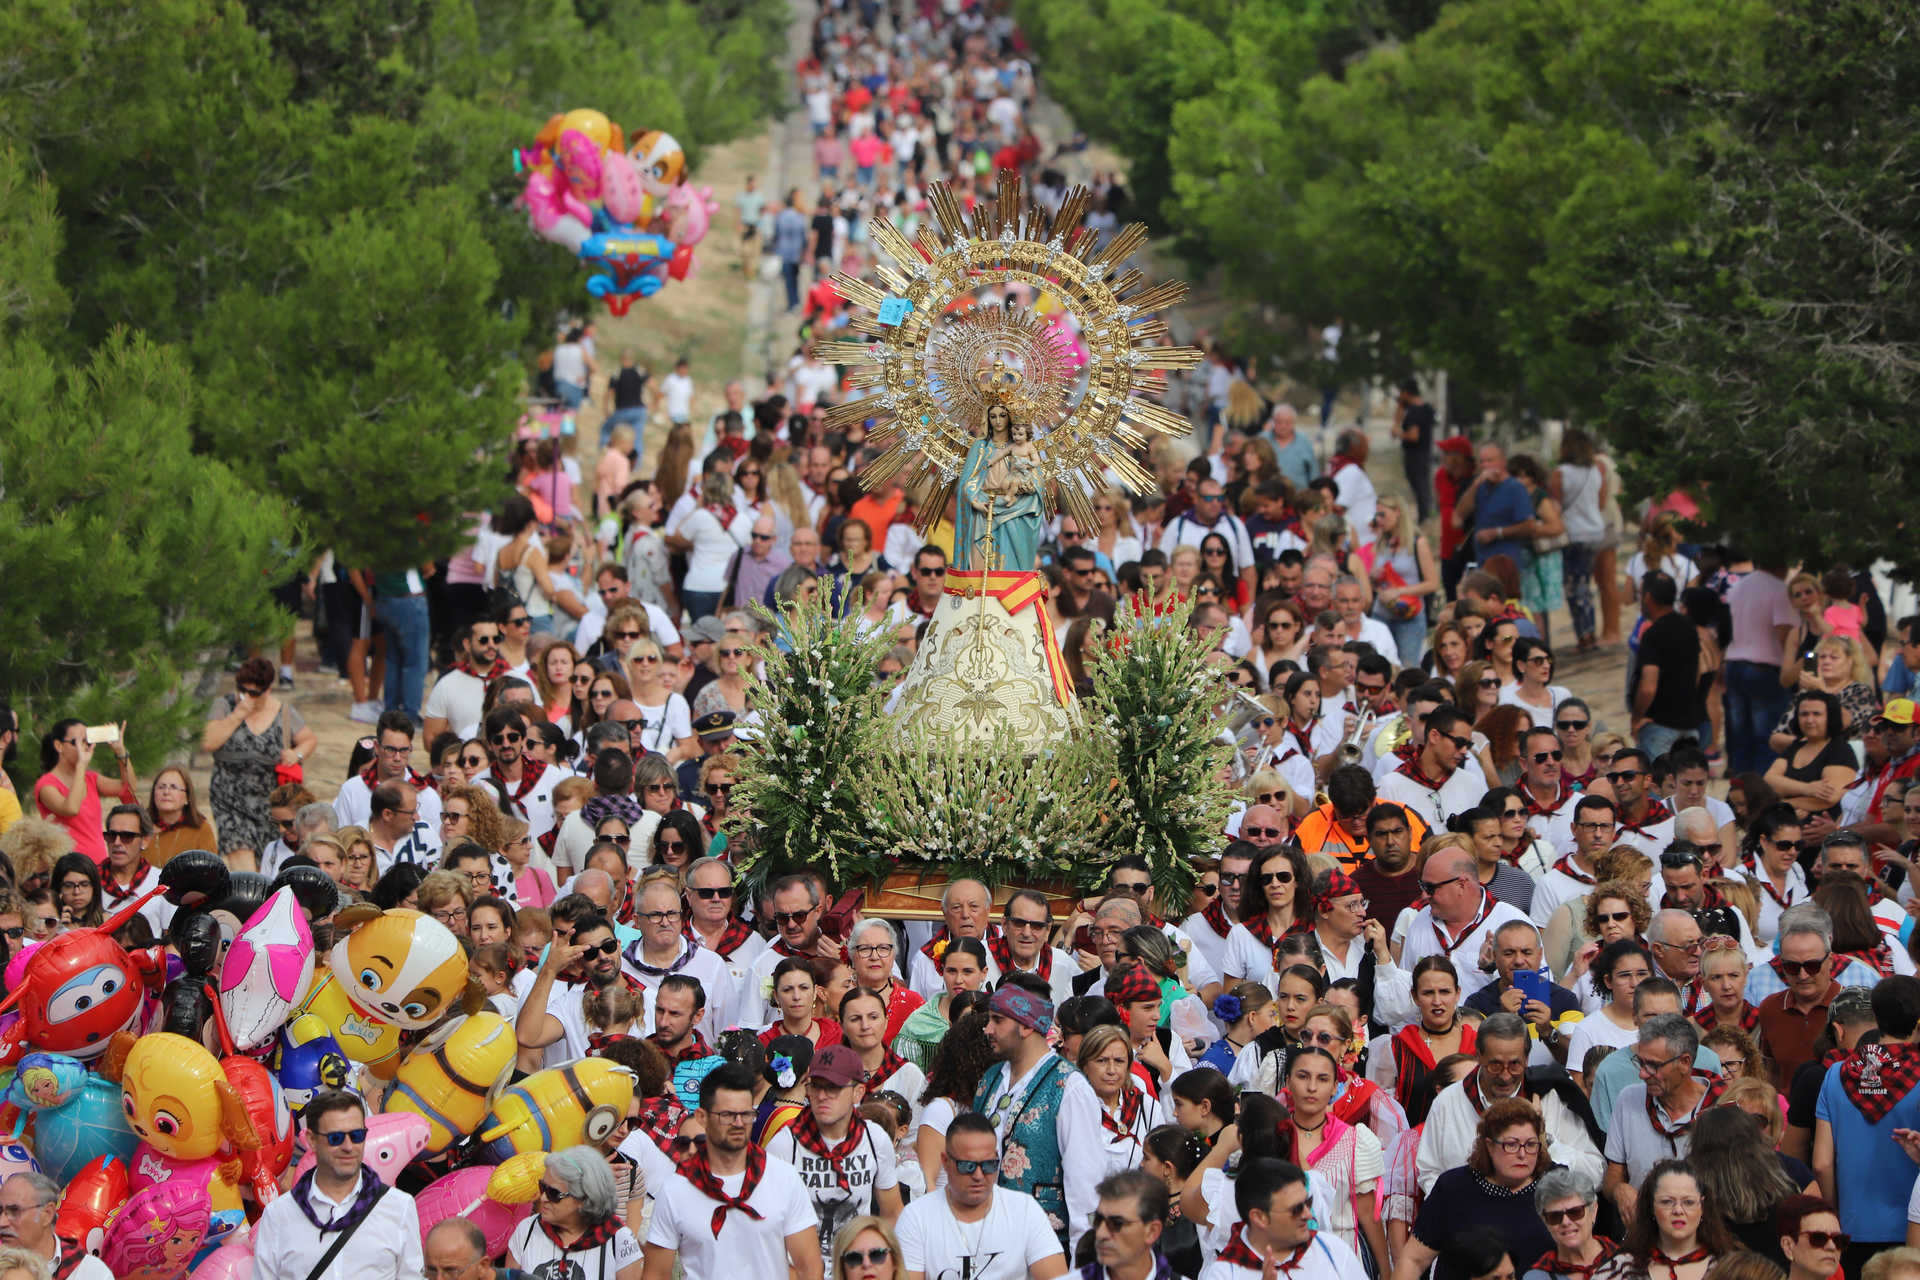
[952,1157,1001,1176]
[693,885,734,900]
[431,906,468,926]
[1652,1196,1701,1212]
[1420,873,1469,895]
[1089,1213,1138,1233]
[1606,770,1642,785]
[1257,870,1293,885]
[1007,915,1051,931]
[852,942,895,956]
[490,731,522,745]
[538,1183,572,1203]
[1652,937,1705,955]
[1243,826,1284,840]
[1633,1050,1686,1076]
[1541,1203,1589,1226]
[460,754,488,768]
[1777,954,1830,977]
[1530,749,1563,763]
[1717,1056,1747,1075]
[319,1127,368,1146]
[1492,1137,1542,1154]
[1799,1230,1851,1251]
[0,1201,53,1218]
[842,1247,894,1267]
[1300,1029,1342,1048]
[1556,719,1589,731]
[707,1109,757,1125]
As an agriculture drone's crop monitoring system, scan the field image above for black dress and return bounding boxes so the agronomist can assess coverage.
[1779,736,1856,820]
[1416,1168,1556,1280]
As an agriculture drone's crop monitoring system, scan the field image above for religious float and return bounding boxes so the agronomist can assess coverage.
[731,171,1237,919]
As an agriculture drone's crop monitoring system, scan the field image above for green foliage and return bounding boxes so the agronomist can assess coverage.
[1081,599,1235,909]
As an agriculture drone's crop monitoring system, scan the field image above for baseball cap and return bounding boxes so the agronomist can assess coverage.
[808,1044,869,1088]
[1876,698,1917,727]
[684,617,727,645]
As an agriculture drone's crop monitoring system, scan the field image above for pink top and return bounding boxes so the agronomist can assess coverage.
[849,133,885,167]
[811,136,845,170]
[1726,568,1800,665]
[1824,602,1866,642]
[523,468,574,522]
[514,865,557,909]
[34,770,106,863]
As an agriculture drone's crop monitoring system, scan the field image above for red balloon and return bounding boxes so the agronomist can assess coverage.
[222,1055,292,1205]
[56,1154,129,1260]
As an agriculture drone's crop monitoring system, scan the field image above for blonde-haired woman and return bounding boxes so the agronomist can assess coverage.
[595,422,634,518]
[764,460,813,547]
[1092,487,1145,570]
[1774,632,1879,748]
[654,423,696,514]
[1360,495,1438,668]
[831,1216,902,1280]
[332,825,377,893]
[625,637,694,761]
[1232,767,1300,833]
[1170,544,1203,600]
[441,782,511,855]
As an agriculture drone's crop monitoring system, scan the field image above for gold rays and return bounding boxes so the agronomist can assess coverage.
[821,169,1203,539]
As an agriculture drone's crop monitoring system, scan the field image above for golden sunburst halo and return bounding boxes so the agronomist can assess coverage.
[814,169,1204,539]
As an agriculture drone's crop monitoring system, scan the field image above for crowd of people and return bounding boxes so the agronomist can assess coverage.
[6,4,1920,1280]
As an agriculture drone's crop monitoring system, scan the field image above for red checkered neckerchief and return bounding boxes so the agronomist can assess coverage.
[652,1029,715,1063]
[1462,1067,1530,1115]
[687,918,759,957]
[636,1090,688,1147]
[1522,781,1571,817]
[1740,858,1805,911]
[1617,797,1673,835]
[1216,1224,1314,1274]
[359,762,431,792]
[987,932,1051,982]
[1244,912,1308,947]
[1649,1246,1714,1274]
[496,757,551,813]
[1531,1240,1619,1280]
[1691,1000,1759,1034]
[1550,854,1597,886]
[1199,897,1235,938]
[1395,752,1450,792]
[453,655,509,681]
[1644,1070,1727,1139]
[1431,892,1497,957]
[867,1048,909,1090]
[768,936,812,959]
[674,1137,768,1236]
[1285,719,1319,760]
[1839,942,1896,977]
[1100,1083,1147,1142]
[102,865,153,904]
[1840,1041,1920,1123]
[786,1108,867,1192]
[585,1030,633,1056]
[535,1211,626,1255]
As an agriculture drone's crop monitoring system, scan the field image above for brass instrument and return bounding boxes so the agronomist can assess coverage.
[1338,707,1377,767]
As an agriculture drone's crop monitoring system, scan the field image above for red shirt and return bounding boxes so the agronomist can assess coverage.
[1437,467,1469,560]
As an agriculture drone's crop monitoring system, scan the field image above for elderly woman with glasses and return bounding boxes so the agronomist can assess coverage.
[416,870,473,935]
[1392,1099,1558,1280]
[1524,1168,1615,1280]
[505,1144,643,1280]
[692,631,754,720]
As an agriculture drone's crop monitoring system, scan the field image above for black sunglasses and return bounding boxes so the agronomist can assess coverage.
[842,1247,892,1267]
[692,885,734,899]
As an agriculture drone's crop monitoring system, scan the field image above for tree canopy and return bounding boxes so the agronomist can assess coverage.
[1018,0,1917,577]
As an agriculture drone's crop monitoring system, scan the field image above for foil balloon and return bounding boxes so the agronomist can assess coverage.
[221,1055,291,1205]
[104,1180,212,1280]
[328,906,481,1032]
[600,150,647,225]
[22,1058,137,1184]
[292,970,403,1069]
[479,1058,635,1161]
[219,888,314,1051]
[288,1111,428,1186]
[269,865,340,925]
[109,1031,258,1219]
[270,1014,351,1113]
[56,1154,130,1263]
[0,1140,37,1181]
[415,1164,528,1260]
[387,1011,516,1158]
[185,1240,252,1280]
[0,893,172,1065]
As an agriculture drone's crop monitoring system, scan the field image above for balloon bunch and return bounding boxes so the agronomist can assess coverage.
[514,108,719,315]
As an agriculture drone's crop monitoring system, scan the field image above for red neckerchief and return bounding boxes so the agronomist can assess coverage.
[453,655,509,681]
[1331,1076,1379,1128]
[101,866,150,903]
[1395,752,1450,792]
[652,1030,715,1063]
[868,1049,909,1091]
[497,757,551,812]
[987,932,1051,981]
[1390,1021,1477,1108]
[1431,892,1496,956]
[1691,1000,1759,1034]
[1649,1246,1713,1275]
[1329,453,1363,477]
[1743,859,1804,912]
[920,925,1002,964]
[702,810,723,840]
[1618,797,1673,835]
[1216,1223,1312,1273]
[1840,1040,1920,1123]
[1697,878,1728,910]
[1644,1071,1727,1139]
[1840,942,1896,976]
[637,1090,688,1147]
[769,936,810,960]
[1200,897,1235,938]
[1100,1084,1146,1141]
[1550,854,1596,886]
[787,1108,866,1191]
[1564,757,1597,787]
[707,501,739,528]
[1286,719,1318,760]
[688,918,758,957]
[1522,781,1569,817]
[1244,913,1306,947]
[536,1212,626,1254]
[586,1030,632,1056]
[675,1137,768,1236]
[1531,1240,1619,1280]
[359,762,431,792]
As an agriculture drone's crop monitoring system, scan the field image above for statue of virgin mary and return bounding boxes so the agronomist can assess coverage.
[952,402,1043,572]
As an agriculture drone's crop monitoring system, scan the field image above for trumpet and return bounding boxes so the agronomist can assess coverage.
[1338,706,1377,767]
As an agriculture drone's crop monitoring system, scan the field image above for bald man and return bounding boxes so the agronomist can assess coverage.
[1233,803,1291,848]
[908,878,1003,999]
[1397,846,1532,1001]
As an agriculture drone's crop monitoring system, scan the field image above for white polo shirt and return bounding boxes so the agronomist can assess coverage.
[251,1172,422,1280]
[645,1149,817,1280]
[471,762,563,841]
[1198,1230,1365,1280]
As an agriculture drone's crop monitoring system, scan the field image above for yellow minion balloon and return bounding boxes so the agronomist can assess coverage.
[388,1011,517,1157]
[479,1058,635,1162]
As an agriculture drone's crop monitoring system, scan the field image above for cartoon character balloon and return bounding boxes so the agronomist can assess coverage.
[479,1058,635,1161]
[6,1052,137,1183]
[388,1012,516,1158]
[219,888,315,1051]
[328,906,481,1032]
[270,1014,352,1112]
[221,1055,292,1205]
[106,1031,258,1229]
[288,1111,429,1186]
[103,1180,211,1280]
[56,1155,130,1263]
[415,1165,528,1260]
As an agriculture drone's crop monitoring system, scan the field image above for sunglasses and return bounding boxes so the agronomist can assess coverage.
[491,731,523,745]
[1088,1213,1138,1233]
[1257,870,1293,885]
[1530,749,1564,763]
[692,886,734,900]
[319,1128,368,1147]
[460,754,488,768]
[1194,883,1219,898]
[1766,837,1799,853]
[772,910,814,927]
[952,1158,1001,1176]
[1799,1231,1851,1251]
[1556,719,1589,731]
[1440,733,1473,750]
[600,833,631,846]
[1606,770,1642,784]
[1478,677,1501,688]
[1112,881,1151,896]
[1243,826,1285,840]
[570,672,594,684]
[539,1183,571,1203]
[842,1248,893,1267]
[1420,873,1469,895]
[104,830,143,844]
[1777,955,1830,978]
[579,938,620,957]
[659,839,686,854]
[1596,910,1633,924]
[238,685,267,697]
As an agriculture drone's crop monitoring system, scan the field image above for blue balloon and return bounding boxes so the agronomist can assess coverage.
[31,1073,136,1185]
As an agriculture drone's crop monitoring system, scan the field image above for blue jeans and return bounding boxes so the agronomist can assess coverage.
[1725,660,1788,774]
[602,405,647,448]
[1636,721,1688,760]
[781,260,801,311]
[1563,542,1598,640]
[1378,607,1429,671]
[555,379,585,408]
[683,589,724,622]
[376,594,431,725]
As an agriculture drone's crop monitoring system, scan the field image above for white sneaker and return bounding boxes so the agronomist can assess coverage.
[348,701,382,723]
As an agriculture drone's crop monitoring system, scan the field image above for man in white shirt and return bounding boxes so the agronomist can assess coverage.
[1532,793,1617,928]
[1196,1157,1363,1280]
[1328,428,1378,538]
[102,805,175,938]
[1397,846,1531,1001]
[575,565,684,658]
[896,1113,1068,1280]
[765,1046,902,1269]
[1158,480,1255,589]
[908,878,1004,999]
[1377,705,1488,830]
[1102,858,1221,1000]
[0,1172,112,1280]
[1415,1014,1604,1195]
[1604,749,1675,855]
[997,889,1079,1006]
[1183,844,1254,981]
[470,706,562,841]
[1330,577,1398,659]
[365,780,435,875]
[421,620,499,745]
[1819,833,1913,944]
[620,873,736,1034]
[517,914,651,1064]
[661,357,695,427]
[332,709,442,851]
[1516,725,1583,859]
[253,1091,424,1280]
[743,875,840,1030]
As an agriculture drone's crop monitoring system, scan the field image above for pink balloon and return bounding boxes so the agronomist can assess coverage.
[601,151,647,225]
[414,1165,529,1260]
[219,888,314,1051]
[104,1180,211,1280]
[188,1241,253,1280]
